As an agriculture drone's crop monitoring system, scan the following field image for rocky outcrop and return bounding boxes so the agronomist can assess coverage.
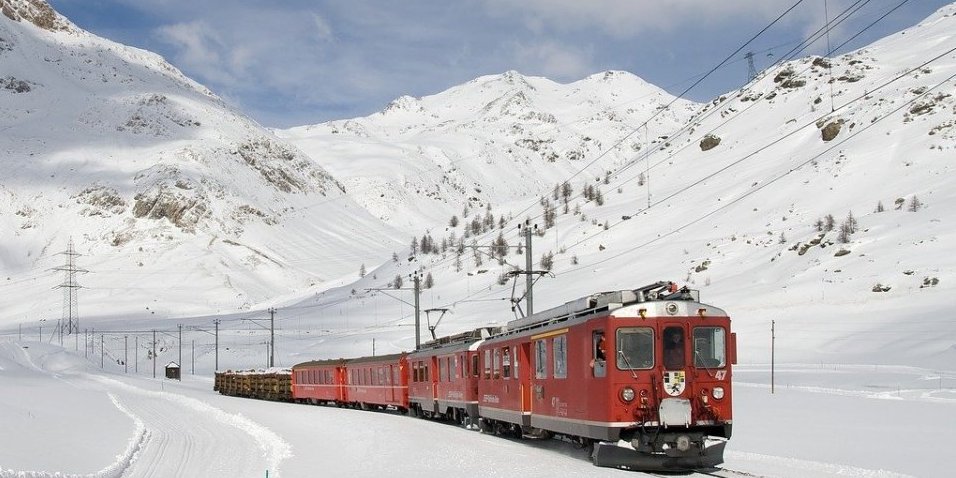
[0,0,70,32]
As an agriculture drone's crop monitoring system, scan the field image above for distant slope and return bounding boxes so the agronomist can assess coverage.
[278,70,697,232]
[0,0,403,319]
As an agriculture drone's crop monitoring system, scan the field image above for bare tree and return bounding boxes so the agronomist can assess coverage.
[908,195,922,212]
[540,251,554,271]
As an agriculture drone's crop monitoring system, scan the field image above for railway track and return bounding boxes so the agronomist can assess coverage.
[647,467,770,478]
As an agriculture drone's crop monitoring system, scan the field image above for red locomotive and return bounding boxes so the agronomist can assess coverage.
[225,281,735,471]
[473,281,734,470]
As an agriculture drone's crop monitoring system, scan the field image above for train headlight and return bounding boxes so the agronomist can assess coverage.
[676,434,691,452]
[621,387,636,402]
[713,387,725,399]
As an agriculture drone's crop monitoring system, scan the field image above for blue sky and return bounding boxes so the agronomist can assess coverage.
[48,0,952,128]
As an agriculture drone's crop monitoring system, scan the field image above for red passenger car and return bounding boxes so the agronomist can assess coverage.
[476,282,735,470]
[343,353,409,411]
[407,328,496,425]
[292,359,347,405]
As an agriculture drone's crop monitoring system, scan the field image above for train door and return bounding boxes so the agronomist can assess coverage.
[520,341,532,416]
[386,364,394,403]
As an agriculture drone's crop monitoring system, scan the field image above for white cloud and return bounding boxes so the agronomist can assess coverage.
[509,40,594,80]
[479,0,815,37]
[155,20,236,85]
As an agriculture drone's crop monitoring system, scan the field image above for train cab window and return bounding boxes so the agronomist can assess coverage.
[483,350,492,379]
[535,339,548,379]
[502,347,512,379]
[472,354,480,378]
[694,327,727,368]
[663,327,686,370]
[592,331,607,378]
[616,327,655,370]
[553,335,567,379]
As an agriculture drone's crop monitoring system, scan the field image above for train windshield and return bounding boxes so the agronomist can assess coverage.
[616,327,654,370]
[693,327,727,368]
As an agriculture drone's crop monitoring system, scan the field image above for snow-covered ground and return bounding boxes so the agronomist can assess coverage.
[1,339,952,478]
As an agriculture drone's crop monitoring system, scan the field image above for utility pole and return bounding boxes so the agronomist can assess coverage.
[152,329,156,379]
[771,320,776,394]
[53,238,88,337]
[178,324,183,370]
[268,308,276,368]
[100,334,104,369]
[191,340,195,375]
[214,319,220,372]
[124,335,128,374]
[365,281,422,350]
[413,273,421,350]
[135,336,138,373]
[523,223,534,317]
[745,51,757,81]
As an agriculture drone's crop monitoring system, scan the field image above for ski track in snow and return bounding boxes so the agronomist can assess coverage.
[89,375,292,478]
[734,381,956,404]
[726,451,915,478]
[0,368,291,478]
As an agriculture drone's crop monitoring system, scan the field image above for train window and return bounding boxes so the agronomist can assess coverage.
[663,327,686,370]
[454,355,460,379]
[502,347,512,379]
[484,350,492,379]
[440,357,448,382]
[513,346,519,377]
[325,370,331,384]
[493,349,501,379]
[393,367,400,385]
[535,339,548,379]
[694,327,727,368]
[592,331,607,378]
[472,354,480,378]
[616,327,655,370]
[553,335,567,379]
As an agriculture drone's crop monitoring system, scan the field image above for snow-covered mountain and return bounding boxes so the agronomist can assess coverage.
[277,4,956,369]
[0,0,404,318]
[277,70,696,231]
[0,0,953,372]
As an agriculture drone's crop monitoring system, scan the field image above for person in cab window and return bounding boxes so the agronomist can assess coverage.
[590,333,607,368]
[663,329,686,370]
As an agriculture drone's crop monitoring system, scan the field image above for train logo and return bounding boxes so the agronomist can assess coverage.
[663,370,686,396]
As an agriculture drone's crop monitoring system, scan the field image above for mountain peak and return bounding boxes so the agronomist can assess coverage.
[0,0,71,32]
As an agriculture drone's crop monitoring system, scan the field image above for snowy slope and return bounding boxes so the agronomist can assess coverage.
[0,0,405,318]
[275,4,956,371]
[278,70,696,231]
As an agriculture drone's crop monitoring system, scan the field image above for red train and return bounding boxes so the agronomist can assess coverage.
[274,282,734,470]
